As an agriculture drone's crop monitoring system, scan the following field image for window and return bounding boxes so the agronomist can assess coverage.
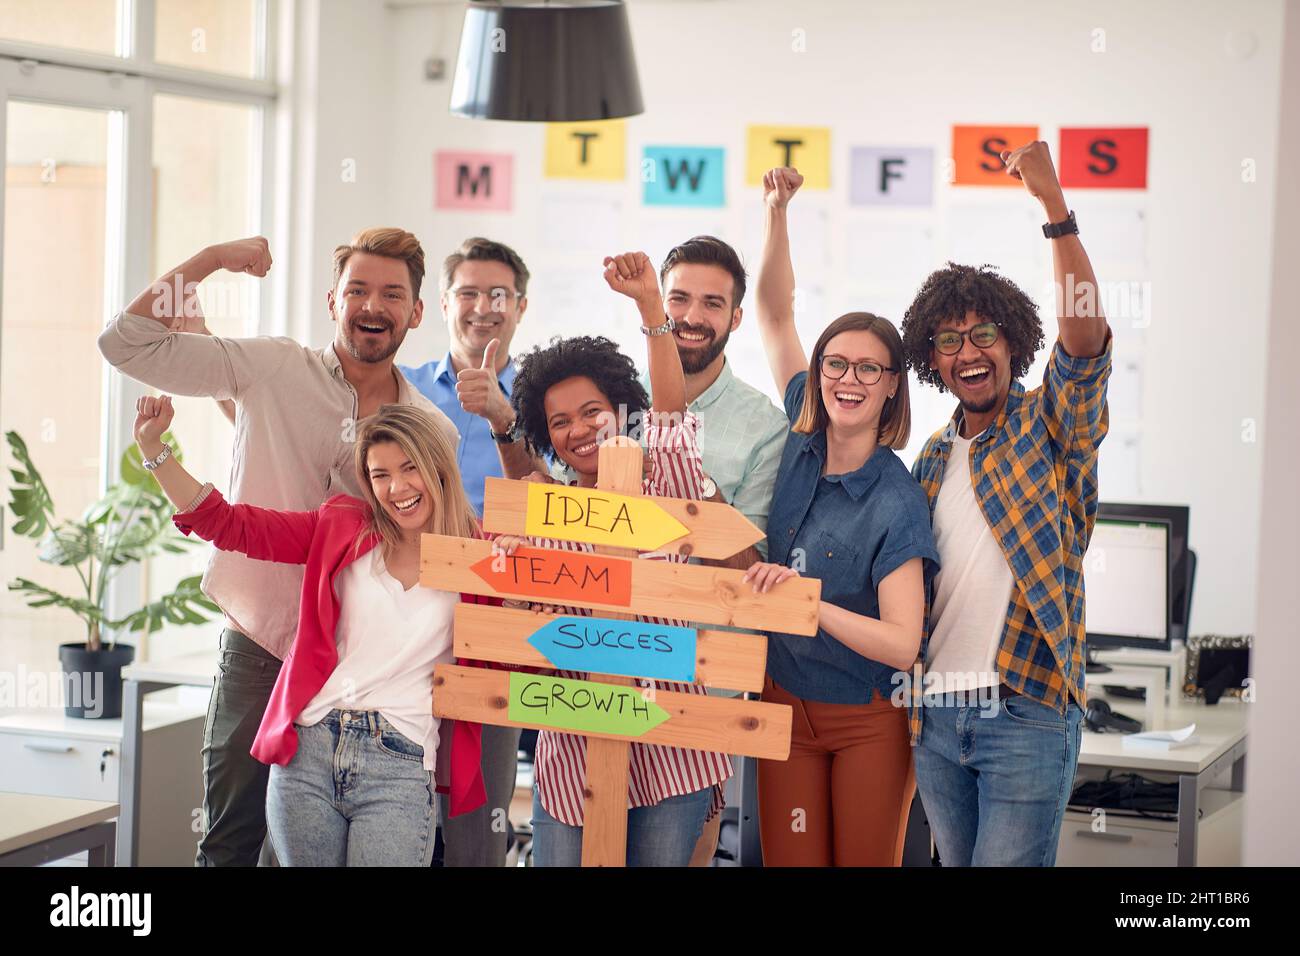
[0,1,275,680]
[0,0,122,56]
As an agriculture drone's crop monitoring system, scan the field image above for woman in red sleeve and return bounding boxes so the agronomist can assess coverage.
[132,399,489,866]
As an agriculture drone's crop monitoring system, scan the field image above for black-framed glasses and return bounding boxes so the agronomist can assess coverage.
[930,321,1000,355]
[819,354,897,386]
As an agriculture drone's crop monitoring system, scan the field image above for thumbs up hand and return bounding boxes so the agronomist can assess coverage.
[455,338,515,432]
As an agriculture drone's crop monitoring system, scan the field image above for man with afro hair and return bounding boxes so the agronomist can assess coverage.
[899,141,1112,866]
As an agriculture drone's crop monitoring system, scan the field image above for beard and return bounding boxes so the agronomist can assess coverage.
[958,392,999,415]
[676,322,731,374]
[340,316,407,364]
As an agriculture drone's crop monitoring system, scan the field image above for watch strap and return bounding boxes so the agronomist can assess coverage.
[1042,210,1079,239]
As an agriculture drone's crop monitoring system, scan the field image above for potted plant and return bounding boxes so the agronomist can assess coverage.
[6,430,219,718]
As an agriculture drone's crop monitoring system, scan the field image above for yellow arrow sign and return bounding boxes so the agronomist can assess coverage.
[523,482,689,551]
[483,477,764,559]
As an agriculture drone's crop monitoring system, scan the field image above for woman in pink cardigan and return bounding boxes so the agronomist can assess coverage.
[133,398,490,866]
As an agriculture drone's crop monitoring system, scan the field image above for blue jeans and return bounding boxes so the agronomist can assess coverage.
[530,784,712,867]
[912,691,1083,866]
[265,710,436,867]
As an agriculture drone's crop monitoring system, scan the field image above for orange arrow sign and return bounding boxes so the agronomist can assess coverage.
[469,545,633,606]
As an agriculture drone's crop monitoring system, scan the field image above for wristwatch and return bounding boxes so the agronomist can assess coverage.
[699,475,718,500]
[1042,210,1079,239]
[641,315,676,337]
[491,419,522,445]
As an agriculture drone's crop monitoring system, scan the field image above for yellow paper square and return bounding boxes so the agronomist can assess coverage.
[544,120,627,180]
[745,125,831,189]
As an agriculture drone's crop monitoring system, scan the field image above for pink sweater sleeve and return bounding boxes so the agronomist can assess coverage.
[172,487,325,566]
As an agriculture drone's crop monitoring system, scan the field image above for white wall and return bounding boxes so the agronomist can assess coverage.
[295,0,1285,638]
[1244,0,1300,866]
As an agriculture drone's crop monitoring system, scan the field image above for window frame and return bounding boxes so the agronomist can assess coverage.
[0,0,279,626]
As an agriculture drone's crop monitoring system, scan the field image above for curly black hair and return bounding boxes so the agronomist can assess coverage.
[899,262,1044,393]
[509,335,649,459]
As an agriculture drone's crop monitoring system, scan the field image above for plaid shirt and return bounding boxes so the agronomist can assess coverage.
[908,335,1113,744]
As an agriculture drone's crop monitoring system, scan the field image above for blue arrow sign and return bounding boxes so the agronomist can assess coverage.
[527,616,698,683]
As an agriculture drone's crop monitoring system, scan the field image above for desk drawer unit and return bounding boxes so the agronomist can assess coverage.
[1058,810,1178,866]
[0,732,119,802]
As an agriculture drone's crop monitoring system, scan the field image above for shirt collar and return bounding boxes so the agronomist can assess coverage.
[690,358,734,411]
[940,379,1028,446]
[322,342,417,403]
[799,431,892,500]
[436,351,516,389]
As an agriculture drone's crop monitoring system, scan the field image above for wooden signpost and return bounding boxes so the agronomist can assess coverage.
[422,437,821,867]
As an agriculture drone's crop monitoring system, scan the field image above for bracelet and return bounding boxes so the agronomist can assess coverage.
[180,482,215,514]
[641,315,676,337]
[142,444,172,471]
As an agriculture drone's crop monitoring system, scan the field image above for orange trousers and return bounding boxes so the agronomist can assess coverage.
[757,677,915,867]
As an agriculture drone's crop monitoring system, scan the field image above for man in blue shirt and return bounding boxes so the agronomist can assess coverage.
[401,236,538,867]
[402,236,537,516]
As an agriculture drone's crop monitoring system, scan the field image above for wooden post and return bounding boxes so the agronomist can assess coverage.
[580,436,643,867]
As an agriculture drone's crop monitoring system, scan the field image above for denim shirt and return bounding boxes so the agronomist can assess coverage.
[765,372,940,705]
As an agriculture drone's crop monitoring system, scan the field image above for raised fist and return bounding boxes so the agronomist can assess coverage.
[763,167,804,209]
[133,394,175,449]
[999,141,1064,206]
[208,237,272,277]
[602,252,661,308]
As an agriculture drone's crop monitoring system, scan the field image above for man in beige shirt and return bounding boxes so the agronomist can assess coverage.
[98,228,457,866]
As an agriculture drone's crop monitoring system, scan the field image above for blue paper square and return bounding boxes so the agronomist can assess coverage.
[643,146,725,207]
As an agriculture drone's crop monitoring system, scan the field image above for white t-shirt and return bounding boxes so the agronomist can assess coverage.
[296,547,457,771]
[926,432,1015,694]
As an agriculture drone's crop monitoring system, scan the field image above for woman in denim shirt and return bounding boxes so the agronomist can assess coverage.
[746,167,940,866]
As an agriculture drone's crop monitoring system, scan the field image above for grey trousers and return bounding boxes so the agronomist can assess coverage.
[195,629,281,867]
[438,723,522,866]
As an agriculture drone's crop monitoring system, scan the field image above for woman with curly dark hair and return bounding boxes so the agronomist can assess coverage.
[467,251,733,867]
[746,167,940,867]
[505,334,651,478]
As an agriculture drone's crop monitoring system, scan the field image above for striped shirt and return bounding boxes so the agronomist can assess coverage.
[524,412,733,827]
[909,335,1112,743]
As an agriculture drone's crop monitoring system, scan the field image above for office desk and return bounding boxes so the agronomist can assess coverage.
[1074,694,1248,867]
[0,793,118,866]
[119,652,218,866]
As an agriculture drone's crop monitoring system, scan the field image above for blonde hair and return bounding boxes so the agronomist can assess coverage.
[352,405,477,557]
[333,227,427,300]
[792,312,912,449]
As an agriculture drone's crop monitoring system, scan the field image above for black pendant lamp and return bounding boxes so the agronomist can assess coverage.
[449,1,645,122]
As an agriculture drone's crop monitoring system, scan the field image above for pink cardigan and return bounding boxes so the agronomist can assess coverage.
[174,488,488,817]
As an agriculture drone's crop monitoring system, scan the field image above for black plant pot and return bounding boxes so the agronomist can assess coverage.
[57,642,135,719]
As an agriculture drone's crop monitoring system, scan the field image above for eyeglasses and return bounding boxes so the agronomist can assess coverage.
[448,286,521,307]
[819,354,897,386]
[930,321,1000,355]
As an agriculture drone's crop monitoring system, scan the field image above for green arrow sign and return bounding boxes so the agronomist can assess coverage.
[507,672,671,738]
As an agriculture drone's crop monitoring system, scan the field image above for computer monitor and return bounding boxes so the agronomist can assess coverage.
[1084,515,1172,654]
[1096,502,1193,641]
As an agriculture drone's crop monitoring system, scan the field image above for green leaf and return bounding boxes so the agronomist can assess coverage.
[8,577,103,621]
[5,431,56,540]
[37,523,104,567]
[111,573,216,635]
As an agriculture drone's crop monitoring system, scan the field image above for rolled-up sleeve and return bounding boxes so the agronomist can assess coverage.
[1041,332,1112,459]
[97,311,290,401]
[643,411,705,500]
